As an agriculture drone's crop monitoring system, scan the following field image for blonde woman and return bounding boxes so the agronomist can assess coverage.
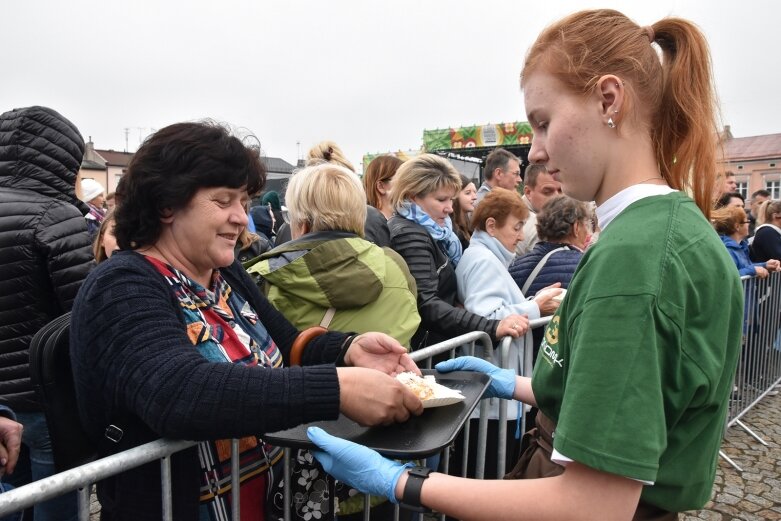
[276,140,391,247]
[245,162,420,519]
[306,140,355,171]
[247,162,420,346]
[750,199,781,263]
[387,154,528,350]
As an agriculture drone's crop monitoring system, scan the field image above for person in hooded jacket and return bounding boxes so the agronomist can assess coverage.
[247,162,420,347]
[0,106,94,520]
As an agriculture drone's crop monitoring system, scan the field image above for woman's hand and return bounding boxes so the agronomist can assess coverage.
[755,266,770,279]
[496,314,529,338]
[343,332,420,376]
[534,283,563,316]
[337,367,423,426]
[766,259,781,272]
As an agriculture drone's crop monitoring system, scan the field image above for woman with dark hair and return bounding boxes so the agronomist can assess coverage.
[451,174,477,250]
[69,121,422,521]
[307,9,745,520]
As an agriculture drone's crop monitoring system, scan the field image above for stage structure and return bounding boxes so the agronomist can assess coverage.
[364,121,533,184]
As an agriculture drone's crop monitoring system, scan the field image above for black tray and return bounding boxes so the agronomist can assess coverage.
[264,370,490,458]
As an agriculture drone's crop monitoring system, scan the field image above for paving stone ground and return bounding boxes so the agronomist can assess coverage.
[89,390,781,520]
[682,389,781,521]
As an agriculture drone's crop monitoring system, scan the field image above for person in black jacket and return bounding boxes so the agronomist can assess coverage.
[0,106,94,520]
[750,199,781,262]
[69,121,422,521]
[387,154,527,350]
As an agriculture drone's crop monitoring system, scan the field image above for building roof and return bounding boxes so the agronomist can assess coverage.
[262,156,296,174]
[81,159,106,170]
[723,133,781,162]
[83,149,295,175]
[95,149,133,167]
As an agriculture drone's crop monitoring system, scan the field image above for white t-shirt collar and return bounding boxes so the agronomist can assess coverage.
[596,184,677,231]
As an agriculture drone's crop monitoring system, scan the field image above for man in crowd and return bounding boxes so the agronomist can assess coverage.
[476,147,521,203]
[716,171,738,199]
[749,189,771,236]
[0,106,94,520]
[516,164,563,255]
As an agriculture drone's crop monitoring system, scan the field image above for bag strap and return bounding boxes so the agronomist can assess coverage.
[521,246,569,295]
[290,326,328,366]
[320,307,336,328]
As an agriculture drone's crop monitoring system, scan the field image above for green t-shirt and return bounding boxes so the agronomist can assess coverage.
[532,192,743,512]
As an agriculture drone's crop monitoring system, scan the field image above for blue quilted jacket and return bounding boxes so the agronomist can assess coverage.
[508,241,583,296]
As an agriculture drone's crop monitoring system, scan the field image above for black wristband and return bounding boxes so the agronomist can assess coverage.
[399,466,433,513]
[335,334,356,367]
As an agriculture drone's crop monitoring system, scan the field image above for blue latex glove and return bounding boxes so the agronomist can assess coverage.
[435,356,516,400]
[307,426,413,503]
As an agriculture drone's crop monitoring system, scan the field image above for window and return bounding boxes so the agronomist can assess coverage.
[765,180,781,199]
[735,182,748,199]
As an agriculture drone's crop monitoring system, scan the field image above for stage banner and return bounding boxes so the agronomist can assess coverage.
[423,122,532,151]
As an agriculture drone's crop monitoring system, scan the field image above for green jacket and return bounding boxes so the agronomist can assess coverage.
[246,231,420,348]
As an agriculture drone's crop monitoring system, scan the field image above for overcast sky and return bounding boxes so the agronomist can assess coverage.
[3,0,778,171]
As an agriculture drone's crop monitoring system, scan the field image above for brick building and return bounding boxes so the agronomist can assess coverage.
[721,126,781,199]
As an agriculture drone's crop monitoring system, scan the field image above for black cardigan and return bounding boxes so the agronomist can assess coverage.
[70,251,347,520]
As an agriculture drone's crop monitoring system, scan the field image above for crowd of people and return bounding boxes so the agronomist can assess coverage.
[0,6,764,521]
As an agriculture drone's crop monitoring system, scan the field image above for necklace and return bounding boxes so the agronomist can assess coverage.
[637,176,665,184]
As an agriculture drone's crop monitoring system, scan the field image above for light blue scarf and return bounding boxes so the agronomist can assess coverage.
[398,200,463,266]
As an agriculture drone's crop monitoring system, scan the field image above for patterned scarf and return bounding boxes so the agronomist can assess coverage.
[397,200,463,266]
[146,257,283,521]
[86,202,105,223]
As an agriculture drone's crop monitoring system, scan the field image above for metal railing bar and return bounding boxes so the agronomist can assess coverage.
[161,455,173,521]
[231,438,241,521]
[0,438,197,517]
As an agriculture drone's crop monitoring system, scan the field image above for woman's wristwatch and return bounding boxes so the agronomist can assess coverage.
[399,466,433,512]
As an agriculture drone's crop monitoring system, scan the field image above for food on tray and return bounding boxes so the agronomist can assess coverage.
[396,372,466,409]
[396,372,437,400]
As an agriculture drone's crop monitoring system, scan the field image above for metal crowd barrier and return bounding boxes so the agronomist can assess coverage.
[3,287,773,518]
[720,271,781,471]
[0,438,200,520]
[0,331,499,521]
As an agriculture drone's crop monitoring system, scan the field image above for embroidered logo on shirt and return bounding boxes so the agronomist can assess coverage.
[541,315,564,368]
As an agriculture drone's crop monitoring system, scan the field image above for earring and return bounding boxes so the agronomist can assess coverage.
[607,117,616,129]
